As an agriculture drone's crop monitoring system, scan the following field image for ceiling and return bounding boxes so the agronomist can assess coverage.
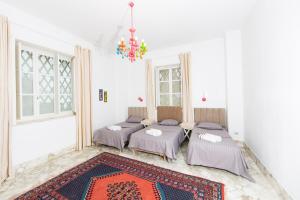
[1,0,257,50]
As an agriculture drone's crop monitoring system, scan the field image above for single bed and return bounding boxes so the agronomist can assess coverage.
[186,108,253,181]
[93,107,146,150]
[128,106,185,160]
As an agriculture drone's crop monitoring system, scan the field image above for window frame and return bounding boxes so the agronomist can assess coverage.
[58,54,75,113]
[16,42,75,123]
[155,64,182,107]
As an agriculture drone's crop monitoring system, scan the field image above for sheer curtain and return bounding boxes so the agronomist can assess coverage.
[74,46,93,151]
[145,59,156,122]
[179,52,194,123]
[0,16,12,183]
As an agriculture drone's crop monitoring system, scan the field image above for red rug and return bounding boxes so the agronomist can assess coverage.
[16,152,224,200]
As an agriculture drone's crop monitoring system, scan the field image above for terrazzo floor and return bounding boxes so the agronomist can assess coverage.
[0,142,291,200]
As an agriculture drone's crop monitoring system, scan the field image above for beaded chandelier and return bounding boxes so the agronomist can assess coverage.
[116,1,148,63]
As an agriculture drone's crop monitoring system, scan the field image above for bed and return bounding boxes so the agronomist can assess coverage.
[128,106,185,160]
[93,107,146,150]
[186,108,253,181]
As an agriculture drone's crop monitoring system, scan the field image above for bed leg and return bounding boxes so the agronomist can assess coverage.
[163,155,166,161]
[132,149,136,155]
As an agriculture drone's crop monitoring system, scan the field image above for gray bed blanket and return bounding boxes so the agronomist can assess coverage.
[93,122,144,150]
[128,124,185,160]
[187,128,254,181]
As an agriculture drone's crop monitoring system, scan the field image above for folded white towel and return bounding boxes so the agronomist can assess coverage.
[145,128,162,136]
[107,125,122,131]
[199,133,222,143]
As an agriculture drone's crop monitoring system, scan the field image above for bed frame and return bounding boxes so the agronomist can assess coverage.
[194,108,227,128]
[157,106,183,123]
[128,107,148,119]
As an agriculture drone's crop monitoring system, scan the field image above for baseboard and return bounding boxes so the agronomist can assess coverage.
[243,143,292,200]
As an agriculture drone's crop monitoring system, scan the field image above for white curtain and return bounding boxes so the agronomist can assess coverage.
[74,46,93,151]
[179,52,194,123]
[145,59,156,121]
[0,16,12,183]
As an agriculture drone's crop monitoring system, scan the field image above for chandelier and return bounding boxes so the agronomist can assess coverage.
[116,1,148,63]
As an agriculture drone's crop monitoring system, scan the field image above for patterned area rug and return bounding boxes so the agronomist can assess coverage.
[16,152,224,200]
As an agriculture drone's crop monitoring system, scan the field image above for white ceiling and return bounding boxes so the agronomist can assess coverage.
[1,0,257,50]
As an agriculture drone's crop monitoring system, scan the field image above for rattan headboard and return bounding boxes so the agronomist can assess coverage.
[157,106,183,123]
[194,108,227,128]
[128,107,147,119]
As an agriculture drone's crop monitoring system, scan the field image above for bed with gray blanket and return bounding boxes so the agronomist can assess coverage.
[129,106,185,160]
[93,107,147,150]
[128,124,185,160]
[93,122,144,150]
[187,108,253,181]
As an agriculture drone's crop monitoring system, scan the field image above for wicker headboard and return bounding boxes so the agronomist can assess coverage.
[157,106,183,123]
[128,107,147,119]
[194,108,227,128]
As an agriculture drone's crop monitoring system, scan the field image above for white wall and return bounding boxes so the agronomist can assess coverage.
[12,117,76,166]
[127,61,146,108]
[242,0,300,199]
[113,58,145,122]
[148,38,227,109]
[116,38,227,111]
[93,50,117,130]
[114,59,130,122]
[0,1,116,166]
[225,30,245,141]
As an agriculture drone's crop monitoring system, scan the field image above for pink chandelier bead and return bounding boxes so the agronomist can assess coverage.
[129,28,136,33]
[129,2,134,7]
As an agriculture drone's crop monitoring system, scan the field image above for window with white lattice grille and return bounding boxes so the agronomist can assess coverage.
[16,42,74,121]
[156,65,182,106]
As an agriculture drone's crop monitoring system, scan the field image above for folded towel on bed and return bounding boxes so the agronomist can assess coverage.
[199,133,222,143]
[107,125,122,131]
[145,129,162,136]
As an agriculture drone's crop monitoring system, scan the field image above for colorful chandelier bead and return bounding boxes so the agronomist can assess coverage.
[116,1,148,63]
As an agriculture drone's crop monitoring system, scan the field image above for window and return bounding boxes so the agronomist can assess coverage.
[156,65,182,106]
[16,42,74,121]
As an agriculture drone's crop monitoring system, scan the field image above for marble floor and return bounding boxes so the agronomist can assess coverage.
[0,142,291,200]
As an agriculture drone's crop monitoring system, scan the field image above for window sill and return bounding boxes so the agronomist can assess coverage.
[15,112,76,126]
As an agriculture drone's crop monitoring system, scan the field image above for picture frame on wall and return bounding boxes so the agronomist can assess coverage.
[104,91,108,103]
[99,89,103,101]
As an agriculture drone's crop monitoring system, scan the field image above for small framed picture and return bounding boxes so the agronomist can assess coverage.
[99,89,103,101]
[104,91,108,103]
